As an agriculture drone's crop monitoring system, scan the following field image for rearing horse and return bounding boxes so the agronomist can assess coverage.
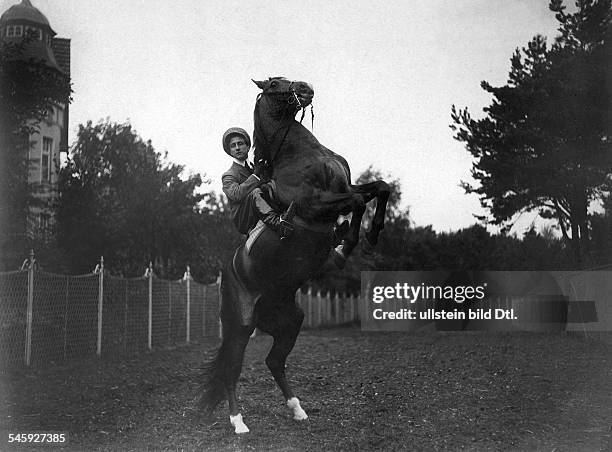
[200,77,390,433]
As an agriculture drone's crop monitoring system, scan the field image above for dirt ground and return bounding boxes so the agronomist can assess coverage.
[1,326,611,451]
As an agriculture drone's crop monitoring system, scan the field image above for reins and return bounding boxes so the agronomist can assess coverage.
[290,89,314,131]
[255,85,314,166]
[298,104,315,131]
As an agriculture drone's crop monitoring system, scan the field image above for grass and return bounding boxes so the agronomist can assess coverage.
[1,326,611,451]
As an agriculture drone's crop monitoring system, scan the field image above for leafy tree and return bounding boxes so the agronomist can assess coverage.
[311,166,411,293]
[310,164,575,294]
[57,120,207,277]
[451,0,612,266]
[354,165,404,221]
[353,165,411,266]
[191,192,243,282]
[589,192,612,265]
[0,35,72,270]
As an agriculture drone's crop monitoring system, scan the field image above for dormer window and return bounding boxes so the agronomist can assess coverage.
[6,24,23,37]
[25,25,42,40]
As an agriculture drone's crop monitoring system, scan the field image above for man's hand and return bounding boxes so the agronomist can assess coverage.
[253,158,271,182]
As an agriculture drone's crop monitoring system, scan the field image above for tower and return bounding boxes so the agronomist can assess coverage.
[0,0,70,241]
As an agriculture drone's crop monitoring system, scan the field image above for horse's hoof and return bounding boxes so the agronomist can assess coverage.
[293,410,308,421]
[287,397,308,421]
[230,413,250,434]
[235,424,250,434]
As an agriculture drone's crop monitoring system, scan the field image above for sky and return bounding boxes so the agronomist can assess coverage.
[2,0,563,233]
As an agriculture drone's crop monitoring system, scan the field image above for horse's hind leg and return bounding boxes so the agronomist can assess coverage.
[257,301,308,421]
[223,324,254,433]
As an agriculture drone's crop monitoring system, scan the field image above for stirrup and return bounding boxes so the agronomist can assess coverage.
[279,202,296,240]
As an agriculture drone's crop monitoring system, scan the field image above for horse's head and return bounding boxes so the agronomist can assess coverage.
[252,77,314,113]
[251,76,317,176]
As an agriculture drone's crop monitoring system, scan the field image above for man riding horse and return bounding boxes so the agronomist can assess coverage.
[203,77,391,434]
[222,126,348,264]
[221,127,294,239]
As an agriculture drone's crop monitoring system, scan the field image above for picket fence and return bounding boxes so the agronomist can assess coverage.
[0,254,360,368]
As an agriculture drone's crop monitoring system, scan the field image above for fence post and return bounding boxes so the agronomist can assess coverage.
[185,265,191,344]
[96,256,104,358]
[123,279,128,353]
[317,290,322,327]
[217,271,223,339]
[168,283,172,344]
[307,287,313,327]
[345,293,350,323]
[321,292,329,325]
[334,292,340,325]
[24,249,35,366]
[63,277,70,361]
[202,285,207,338]
[349,293,355,322]
[146,262,153,351]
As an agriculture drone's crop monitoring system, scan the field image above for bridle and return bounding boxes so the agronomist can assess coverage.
[261,80,314,128]
[255,81,314,166]
[287,82,314,129]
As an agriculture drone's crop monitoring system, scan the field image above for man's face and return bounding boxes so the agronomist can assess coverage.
[229,135,249,161]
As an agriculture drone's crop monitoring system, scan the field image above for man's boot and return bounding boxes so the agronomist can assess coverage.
[279,202,296,239]
[261,212,295,239]
[253,191,294,239]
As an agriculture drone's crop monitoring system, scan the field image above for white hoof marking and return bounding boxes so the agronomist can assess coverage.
[287,397,308,421]
[230,413,249,434]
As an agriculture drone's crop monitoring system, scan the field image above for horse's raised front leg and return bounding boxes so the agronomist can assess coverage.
[310,191,365,263]
[256,299,308,421]
[338,193,366,257]
[351,180,391,246]
[329,192,366,262]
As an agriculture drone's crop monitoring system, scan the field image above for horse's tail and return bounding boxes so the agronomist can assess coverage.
[199,340,228,416]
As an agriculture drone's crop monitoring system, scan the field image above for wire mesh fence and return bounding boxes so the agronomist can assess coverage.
[0,257,359,368]
[31,272,99,365]
[4,254,610,369]
[0,270,28,369]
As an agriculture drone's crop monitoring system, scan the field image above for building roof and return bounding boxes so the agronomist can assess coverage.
[51,38,70,76]
[0,0,54,34]
[15,39,65,73]
[0,0,66,73]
